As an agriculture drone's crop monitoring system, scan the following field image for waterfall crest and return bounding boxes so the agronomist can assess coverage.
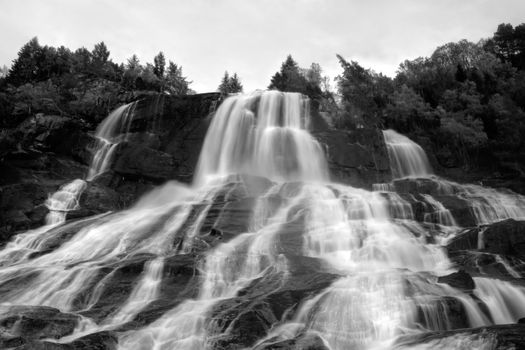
[195,91,329,184]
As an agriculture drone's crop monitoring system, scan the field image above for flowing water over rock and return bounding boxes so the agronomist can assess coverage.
[1,93,525,349]
[43,102,137,226]
[383,129,433,179]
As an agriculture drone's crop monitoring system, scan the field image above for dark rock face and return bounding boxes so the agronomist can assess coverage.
[254,333,330,350]
[3,331,118,350]
[15,114,88,158]
[437,270,475,291]
[0,154,88,241]
[0,305,79,349]
[482,219,525,259]
[447,219,525,259]
[112,143,177,181]
[118,93,221,183]
[314,128,392,189]
[446,219,525,278]
[396,323,525,350]
[76,182,120,217]
[0,93,221,241]
[206,260,339,349]
[446,228,479,252]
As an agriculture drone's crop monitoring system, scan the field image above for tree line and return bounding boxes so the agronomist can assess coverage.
[0,38,246,127]
[332,23,525,170]
[1,22,524,173]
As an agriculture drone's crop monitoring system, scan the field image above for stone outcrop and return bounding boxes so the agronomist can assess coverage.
[0,93,221,240]
[447,219,525,259]
[313,128,392,189]
[437,270,475,291]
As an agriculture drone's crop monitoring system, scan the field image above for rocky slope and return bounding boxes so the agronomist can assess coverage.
[1,93,525,349]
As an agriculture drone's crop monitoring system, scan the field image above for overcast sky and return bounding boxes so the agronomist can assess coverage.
[1,0,524,92]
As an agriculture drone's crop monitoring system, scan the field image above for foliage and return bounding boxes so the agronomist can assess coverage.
[218,71,243,95]
[332,22,525,171]
[268,55,327,101]
[0,38,194,127]
[335,55,393,128]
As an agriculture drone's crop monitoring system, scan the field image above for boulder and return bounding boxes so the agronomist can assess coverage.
[448,219,525,259]
[433,195,477,227]
[446,228,480,252]
[482,219,525,258]
[437,270,475,291]
[0,305,79,340]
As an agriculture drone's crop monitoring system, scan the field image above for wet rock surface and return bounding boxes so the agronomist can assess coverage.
[481,219,525,258]
[314,128,392,189]
[437,270,475,291]
[207,257,339,349]
[2,93,525,350]
[447,219,525,258]
[396,323,525,350]
[0,93,221,240]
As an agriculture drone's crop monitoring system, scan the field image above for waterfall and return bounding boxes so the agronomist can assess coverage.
[44,179,87,225]
[2,92,525,350]
[43,102,137,226]
[195,91,329,184]
[381,129,525,226]
[87,102,137,180]
[383,129,433,179]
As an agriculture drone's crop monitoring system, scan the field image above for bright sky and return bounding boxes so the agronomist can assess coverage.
[1,0,524,93]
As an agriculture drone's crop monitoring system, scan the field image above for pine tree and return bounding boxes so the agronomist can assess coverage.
[92,42,110,64]
[7,37,43,85]
[218,71,230,94]
[228,73,243,93]
[165,61,191,95]
[153,52,166,78]
[268,55,308,93]
[218,71,243,95]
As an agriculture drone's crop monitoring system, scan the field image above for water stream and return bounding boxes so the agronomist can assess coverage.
[0,93,525,349]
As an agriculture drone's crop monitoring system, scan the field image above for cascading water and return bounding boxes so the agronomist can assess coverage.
[87,102,137,180]
[383,129,433,179]
[1,92,525,350]
[195,91,328,184]
[43,102,137,225]
[44,179,88,225]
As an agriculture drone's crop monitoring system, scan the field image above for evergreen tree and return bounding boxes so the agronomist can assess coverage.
[72,47,92,74]
[122,54,142,90]
[7,37,43,85]
[218,71,243,94]
[153,52,166,78]
[268,55,307,92]
[229,73,243,93]
[126,54,141,70]
[91,41,110,77]
[92,42,110,64]
[218,71,230,94]
[165,61,191,95]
